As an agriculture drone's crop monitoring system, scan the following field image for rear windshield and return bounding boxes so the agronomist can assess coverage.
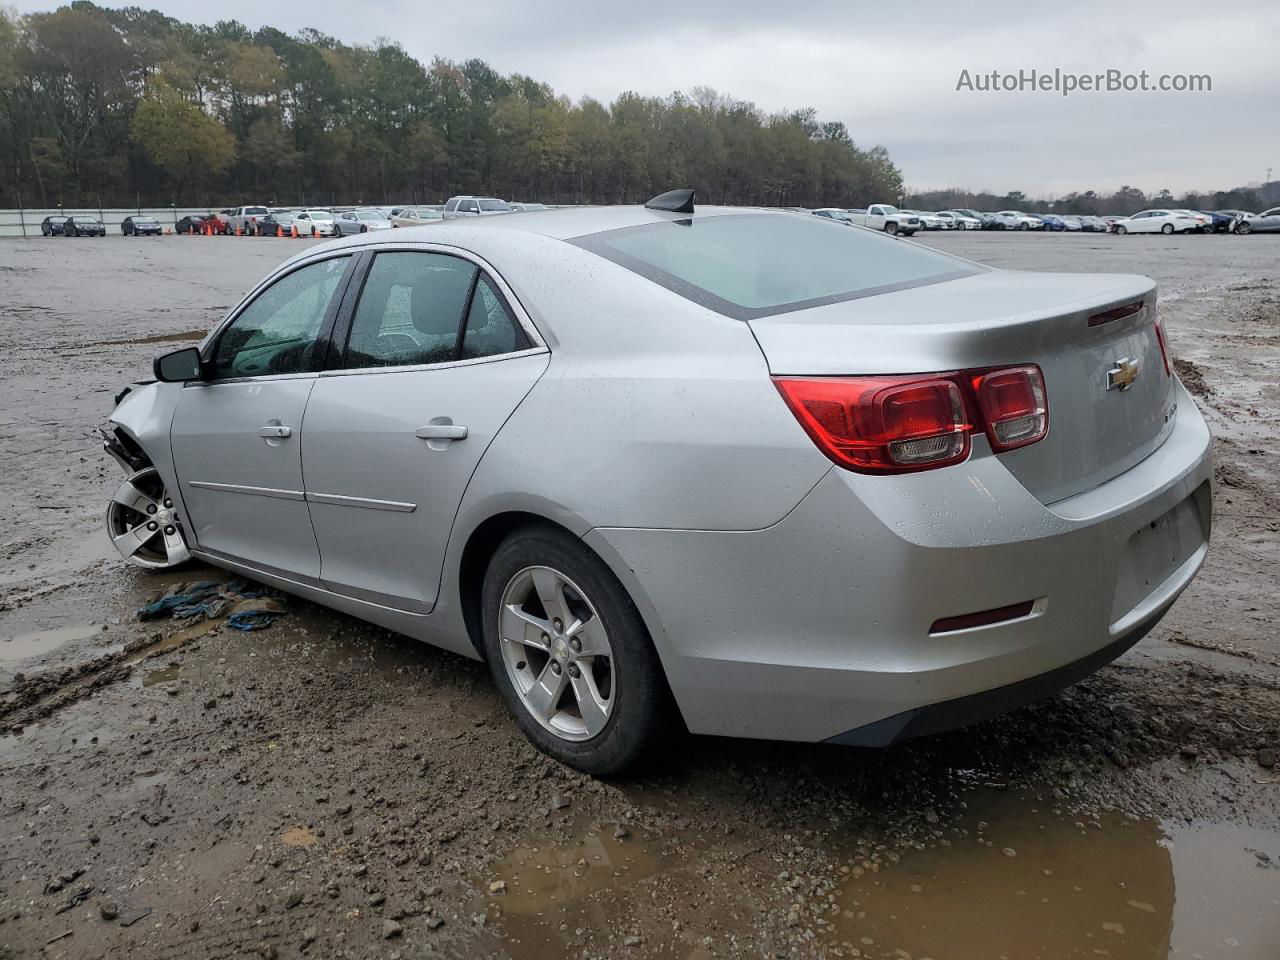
[571,213,981,320]
[478,199,511,212]
[245,207,269,215]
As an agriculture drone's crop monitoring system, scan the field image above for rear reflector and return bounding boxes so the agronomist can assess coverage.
[1088,299,1144,327]
[1153,321,1173,376]
[774,364,1048,474]
[930,600,1036,634]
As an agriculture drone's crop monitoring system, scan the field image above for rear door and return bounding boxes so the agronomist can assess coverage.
[301,248,548,611]
[170,254,355,579]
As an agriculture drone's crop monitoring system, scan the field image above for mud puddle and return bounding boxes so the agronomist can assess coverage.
[482,820,713,958]
[1,621,104,662]
[477,789,1280,959]
[827,789,1280,959]
[86,328,210,347]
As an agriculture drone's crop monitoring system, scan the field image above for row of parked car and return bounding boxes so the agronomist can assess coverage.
[178,197,551,237]
[36,197,550,240]
[42,199,1280,241]
[808,204,1280,236]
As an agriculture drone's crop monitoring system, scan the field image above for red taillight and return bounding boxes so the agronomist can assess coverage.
[971,365,1048,451]
[774,375,970,473]
[1153,322,1173,377]
[774,364,1049,474]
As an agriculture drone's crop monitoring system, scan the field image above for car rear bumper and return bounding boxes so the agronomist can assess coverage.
[587,379,1212,743]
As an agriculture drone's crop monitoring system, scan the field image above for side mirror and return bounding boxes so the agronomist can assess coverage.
[154,346,203,383]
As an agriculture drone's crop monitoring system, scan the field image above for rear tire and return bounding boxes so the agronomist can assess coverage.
[481,525,670,776]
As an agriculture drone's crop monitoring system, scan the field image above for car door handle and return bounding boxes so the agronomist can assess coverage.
[415,423,468,441]
[258,425,292,438]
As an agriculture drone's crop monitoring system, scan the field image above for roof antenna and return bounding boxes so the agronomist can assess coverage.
[644,189,695,214]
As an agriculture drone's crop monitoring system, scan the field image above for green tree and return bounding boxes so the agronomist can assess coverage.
[131,82,235,202]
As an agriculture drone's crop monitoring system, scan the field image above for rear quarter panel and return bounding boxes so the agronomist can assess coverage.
[450,234,831,535]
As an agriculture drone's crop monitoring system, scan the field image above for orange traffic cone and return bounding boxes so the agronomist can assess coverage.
[276,225,283,238]
[291,224,300,238]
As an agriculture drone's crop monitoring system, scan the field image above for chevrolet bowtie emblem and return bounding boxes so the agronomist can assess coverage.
[1106,357,1139,391]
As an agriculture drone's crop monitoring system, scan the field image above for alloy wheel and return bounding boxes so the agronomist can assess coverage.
[106,466,191,569]
[498,565,615,741]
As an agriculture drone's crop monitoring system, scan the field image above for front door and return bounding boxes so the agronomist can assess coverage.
[171,254,354,580]
[301,250,547,611]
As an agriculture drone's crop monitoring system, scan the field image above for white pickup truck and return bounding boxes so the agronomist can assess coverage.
[844,204,920,236]
[227,205,270,234]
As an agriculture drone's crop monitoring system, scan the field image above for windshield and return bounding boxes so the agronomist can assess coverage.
[572,213,981,321]
[245,207,268,215]
[478,199,512,212]
[73,217,99,223]
[134,217,157,224]
[305,211,332,219]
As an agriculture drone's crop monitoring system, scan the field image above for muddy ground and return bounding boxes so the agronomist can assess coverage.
[1,232,1278,960]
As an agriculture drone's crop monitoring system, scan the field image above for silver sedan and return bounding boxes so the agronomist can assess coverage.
[333,209,394,237]
[104,193,1212,774]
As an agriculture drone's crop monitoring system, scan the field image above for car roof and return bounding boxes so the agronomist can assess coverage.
[280,205,804,272]
[415,204,771,240]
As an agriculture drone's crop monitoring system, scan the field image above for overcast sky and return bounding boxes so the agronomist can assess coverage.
[26,0,1280,196]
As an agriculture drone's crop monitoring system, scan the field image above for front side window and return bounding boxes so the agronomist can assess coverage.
[344,253,476,368]
[210,256,350,380]
[461,200,479,213]
[571,213,981,321]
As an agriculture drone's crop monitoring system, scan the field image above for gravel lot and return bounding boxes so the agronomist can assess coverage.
[1,231,1279,959]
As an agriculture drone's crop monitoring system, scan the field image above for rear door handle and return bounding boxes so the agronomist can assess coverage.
[415,422,468,441]
[258,425,292,438]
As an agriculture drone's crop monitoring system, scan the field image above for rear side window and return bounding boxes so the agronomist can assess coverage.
[461,277,530,359]
[571,214,981,320]
[345,252,476,368]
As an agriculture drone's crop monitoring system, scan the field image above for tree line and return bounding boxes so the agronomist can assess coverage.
[0,3,905,210]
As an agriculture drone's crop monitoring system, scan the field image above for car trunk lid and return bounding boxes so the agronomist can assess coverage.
[749,270,1176,504]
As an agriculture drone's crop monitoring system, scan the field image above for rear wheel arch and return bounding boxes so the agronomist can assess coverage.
[459,511,592,658]
[456,512,672,680]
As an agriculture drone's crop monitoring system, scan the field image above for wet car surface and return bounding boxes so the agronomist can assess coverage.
[1,233,1278,958]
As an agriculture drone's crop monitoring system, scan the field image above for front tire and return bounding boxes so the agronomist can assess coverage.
[1162,223,1174,235]
[481,526,669,776]
[106,466,191,570]
[884,222,899,236]
[1237,221,1252,235]
[1115,225,1127,235]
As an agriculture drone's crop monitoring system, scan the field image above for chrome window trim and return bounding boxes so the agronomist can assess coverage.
[183,371,319,388]
[318,345,546,379]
